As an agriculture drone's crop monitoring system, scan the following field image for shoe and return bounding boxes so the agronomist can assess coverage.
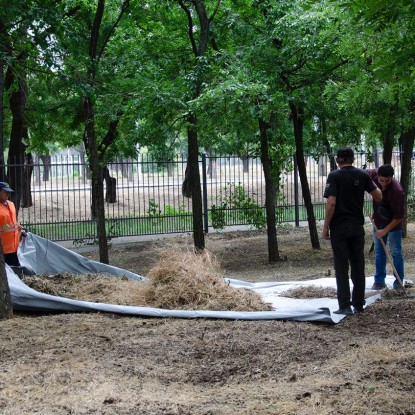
[353,306,364,313]
[333,307,353,316]
[371,283,387,290]
[404,280,414,288]
[393,281,404,290]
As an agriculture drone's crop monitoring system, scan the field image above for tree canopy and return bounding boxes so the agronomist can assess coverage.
[1,0,414,256]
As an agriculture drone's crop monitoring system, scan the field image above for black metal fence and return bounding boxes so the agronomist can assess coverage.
[6,149,408,242]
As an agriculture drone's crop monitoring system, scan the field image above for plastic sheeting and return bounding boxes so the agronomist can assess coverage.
[7,232,383,324]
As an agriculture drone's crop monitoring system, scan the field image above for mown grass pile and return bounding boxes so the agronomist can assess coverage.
[281,286,338,299]
[21,248,273,311]
[143,248,273,311]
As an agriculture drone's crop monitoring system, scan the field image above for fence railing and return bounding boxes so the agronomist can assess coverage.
[4,149,408,242]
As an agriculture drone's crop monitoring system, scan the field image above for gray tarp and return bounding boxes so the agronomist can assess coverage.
[7,233,381,324]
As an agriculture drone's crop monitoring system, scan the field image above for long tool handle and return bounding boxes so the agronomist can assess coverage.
[365,208,406,292]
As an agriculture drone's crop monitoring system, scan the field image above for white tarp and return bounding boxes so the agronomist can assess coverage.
[7,232,384,324]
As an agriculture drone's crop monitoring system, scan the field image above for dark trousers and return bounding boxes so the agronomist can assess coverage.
[330,223,366,309]
[4,252,20,266]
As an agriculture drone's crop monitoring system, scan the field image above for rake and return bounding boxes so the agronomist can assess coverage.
[365,208,415,297]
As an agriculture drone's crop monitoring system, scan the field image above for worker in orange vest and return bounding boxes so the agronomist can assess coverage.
[0,182,23,266]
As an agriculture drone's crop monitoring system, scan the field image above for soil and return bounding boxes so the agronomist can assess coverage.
[1,224,415,415]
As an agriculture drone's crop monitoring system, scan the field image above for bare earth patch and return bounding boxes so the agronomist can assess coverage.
[1,223,415,414]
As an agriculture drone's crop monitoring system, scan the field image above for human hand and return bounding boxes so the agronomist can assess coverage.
[375,229,387,239]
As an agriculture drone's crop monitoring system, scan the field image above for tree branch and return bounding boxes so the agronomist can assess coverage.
[97,0,130,64]
[179,0,198,56]
[89,0,105,63]
[209,0,221,23]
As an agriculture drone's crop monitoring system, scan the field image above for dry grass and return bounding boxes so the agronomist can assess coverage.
[21,249,273,311]
[22,272,148,305]
[281,286,338,299]
[3,225,415,415]
[143,248,273,311]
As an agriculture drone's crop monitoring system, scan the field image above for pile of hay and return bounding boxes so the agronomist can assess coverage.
[281,286,338,299]
[143,249,273,311]
[21,249,273,311]
[22,273,147,305]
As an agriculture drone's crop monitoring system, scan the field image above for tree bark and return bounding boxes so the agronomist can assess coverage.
[7,62,27,213]
[0,20,8,179]
[0,60,5,180]
[178,0,220,251]
[399,125,415,237]
[258,118,280,262]
[0,242,13,320]
[240,156,250,173]
[40,155,51,181]
[83,96,109,264]
[81,0,129,263]
[103,167,117,203]
[22,152,33,208]
[290,102,320,249]
[382,126,394,164]
[187,114,205,251]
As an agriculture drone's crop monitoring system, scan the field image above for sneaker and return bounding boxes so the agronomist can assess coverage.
[353,306,364,313]
[371,283,387,290]
[404,280,414,288]
[393,281,404,290]
[333,307,353,316]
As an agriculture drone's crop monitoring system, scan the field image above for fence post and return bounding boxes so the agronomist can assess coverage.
[293,154,300,227]
[201,152,209,233]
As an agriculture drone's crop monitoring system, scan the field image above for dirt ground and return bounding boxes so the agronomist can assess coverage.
[1,224,415,415]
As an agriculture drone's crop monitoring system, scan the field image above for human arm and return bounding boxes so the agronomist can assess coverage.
[368,187,382,233]
[370,187,382,203]
[322,195,336,240]
[374,218,401,239]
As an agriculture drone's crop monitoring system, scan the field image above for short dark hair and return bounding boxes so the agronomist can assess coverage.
[336,147,354,162]
[378,164,394,177]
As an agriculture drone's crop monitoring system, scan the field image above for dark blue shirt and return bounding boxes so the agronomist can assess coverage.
[324,166,377,228]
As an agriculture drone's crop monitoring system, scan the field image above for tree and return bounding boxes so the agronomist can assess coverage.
[0,241,13,320]
[177,0,222,251]
[342,0,415,232]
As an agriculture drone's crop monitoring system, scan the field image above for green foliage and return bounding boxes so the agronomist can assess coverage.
[210,202,227,230]
[147,199,162,221]
[211,182,265,230]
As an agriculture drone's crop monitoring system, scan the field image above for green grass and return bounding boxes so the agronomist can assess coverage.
[23,201,357,243]
[23,215,194,243]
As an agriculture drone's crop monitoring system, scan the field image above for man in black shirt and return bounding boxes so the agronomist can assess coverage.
[323,148,382,315]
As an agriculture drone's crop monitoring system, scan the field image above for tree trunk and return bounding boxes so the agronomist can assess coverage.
[0,242,13,320]
[240,156,250,173]
[22,152,33,208]
[167,161,174,178]
[40,155,51,181]
[103,167,117,203]
[0,59,5,179]
[178,0,216,251]
[79,142,88,183]
[80,0,129,263]
[0,21,7,179]
[382,116,395,164]
[83,96,109,264]
[187,113,205,251]
[258,118,280,262]
[7,72,27,213]
[399,125,415,237]
[290,102,320,249]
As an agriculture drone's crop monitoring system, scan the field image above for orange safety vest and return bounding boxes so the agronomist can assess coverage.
[0,201,20,254]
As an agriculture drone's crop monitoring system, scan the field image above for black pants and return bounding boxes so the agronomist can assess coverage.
[330,223,366,310]
[4,252,20,266]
